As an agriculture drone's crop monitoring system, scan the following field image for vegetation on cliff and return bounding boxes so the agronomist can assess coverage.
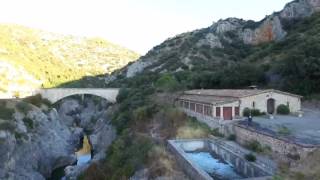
[0,24,139,89]
[64,13,320,98]
[79,73,214,179]
[75,12,320,180]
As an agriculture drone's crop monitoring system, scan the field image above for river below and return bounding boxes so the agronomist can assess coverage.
[49,135,92,180]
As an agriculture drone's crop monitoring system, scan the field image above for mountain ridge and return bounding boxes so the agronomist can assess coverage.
[117,0,320,78]
[99,0,319,96]
[0,24,139,97]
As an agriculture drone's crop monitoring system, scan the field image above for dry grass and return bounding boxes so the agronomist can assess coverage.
[275,150,320,180]
[176,126,209,139]
[176,116,212,139]
[147,145,188,179]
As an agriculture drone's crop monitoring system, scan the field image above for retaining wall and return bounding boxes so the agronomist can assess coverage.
[168,139,274,180]
[181,108,235,135]
[167,140,212,180]
[233,125,318,159]
[181,108,318,160]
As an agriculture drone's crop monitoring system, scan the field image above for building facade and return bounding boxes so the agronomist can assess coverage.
[176,89,302,121]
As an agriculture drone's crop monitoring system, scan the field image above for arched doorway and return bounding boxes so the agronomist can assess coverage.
[267,98,275,114]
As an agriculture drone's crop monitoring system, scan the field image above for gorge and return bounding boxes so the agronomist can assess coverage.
[0,94,116,180]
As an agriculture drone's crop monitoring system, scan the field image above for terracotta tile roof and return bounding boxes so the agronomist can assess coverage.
[184,89,302,98]
[179,94,238,105]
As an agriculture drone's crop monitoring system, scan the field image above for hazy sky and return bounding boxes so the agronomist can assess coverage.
[0,0,292,54]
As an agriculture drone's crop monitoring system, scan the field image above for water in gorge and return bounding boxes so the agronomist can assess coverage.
[76,135,92,165]
[185,152,243,180]
[49,135,92,180]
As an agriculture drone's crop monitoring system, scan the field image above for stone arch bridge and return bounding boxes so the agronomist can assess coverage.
[37,88,119,104]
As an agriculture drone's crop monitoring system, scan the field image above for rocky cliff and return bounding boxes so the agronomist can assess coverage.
[0,100,76,180]
[108,0,320,79]
[0,95,116,180]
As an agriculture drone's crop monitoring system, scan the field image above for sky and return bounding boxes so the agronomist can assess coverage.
[0,0,292,54]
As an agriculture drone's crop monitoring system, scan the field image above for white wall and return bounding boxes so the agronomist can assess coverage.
[239,92,301,116]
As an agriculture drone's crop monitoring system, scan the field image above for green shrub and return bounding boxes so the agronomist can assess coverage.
[0,105,15,120]
[155,74,179,92]
[16,102,32,114]
[243,108,263,117]
[90,116,98,124]
[105,133,153,179]
[23,94,51,107]
[23,117,34,129]
[0,122,15,132]
[211,128,224,137]
[0,137,5,144]
[132,105,155,122]
[245,140,264,153]
[287,153,300,160]
[277,104,290,115]
[227,134,236,141]
[41,98,52,106]
[23,94,42,107]
[243,108,251,117]
[277,126,291,136]
[245,153,256,162]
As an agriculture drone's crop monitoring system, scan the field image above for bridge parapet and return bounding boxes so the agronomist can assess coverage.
[38,88,119,104]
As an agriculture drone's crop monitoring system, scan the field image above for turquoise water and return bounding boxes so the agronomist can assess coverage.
[185,152,243,180]
[77,154,91,165]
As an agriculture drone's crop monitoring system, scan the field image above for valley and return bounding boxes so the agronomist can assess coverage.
[1,0,320,180]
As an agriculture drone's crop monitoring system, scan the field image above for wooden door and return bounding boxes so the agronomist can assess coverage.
[223,107,232,120]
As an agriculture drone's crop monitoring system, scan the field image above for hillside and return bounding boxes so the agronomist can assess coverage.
[100,0,319,97]
[0,24,139,96]
[77,1,320,179]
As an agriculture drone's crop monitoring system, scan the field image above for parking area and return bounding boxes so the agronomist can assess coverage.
[252,108,320,145]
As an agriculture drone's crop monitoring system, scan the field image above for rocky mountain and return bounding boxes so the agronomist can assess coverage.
[0,24,139,97]
[103,0,320,96]
[115,0,319,78]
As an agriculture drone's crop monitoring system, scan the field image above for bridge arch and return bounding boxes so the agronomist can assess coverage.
[37,88,119,104]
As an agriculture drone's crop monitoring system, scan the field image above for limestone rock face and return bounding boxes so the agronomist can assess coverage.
[196,33,222,49]
[0,103,76,180]
[106,0,320,81]
[0,96,116,180]
[57,96,116,179]
[126,59,153,78]
[281,0,320,19]
[211,18,244,34]
[243,16,287,45]
[242,0,320,45]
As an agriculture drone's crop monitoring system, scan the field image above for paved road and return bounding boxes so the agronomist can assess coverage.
[253,109,320,145]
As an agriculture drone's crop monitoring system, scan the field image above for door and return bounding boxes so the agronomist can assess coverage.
[235,107,240,116]
[223,107,233,120]
[216,107,221,117]
[267,98,275,114]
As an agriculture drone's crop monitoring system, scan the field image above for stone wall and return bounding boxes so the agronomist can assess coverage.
[233,125,318,159]
[180,108,236,135]
[239,92,301,116]
[167,140,212,180]
[209,140,273,177]
[168,139,274,180]
[179,106,317,162]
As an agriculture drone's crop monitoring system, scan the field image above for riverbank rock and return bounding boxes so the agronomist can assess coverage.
[0,100,76,180]
[55,96,117,179]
